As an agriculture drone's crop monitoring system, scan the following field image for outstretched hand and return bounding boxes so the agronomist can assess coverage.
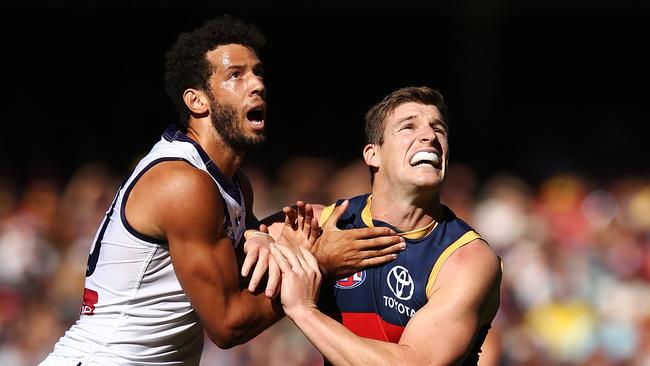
[276,201,320,250]
[242,201,319,298]
[312,200,406,279]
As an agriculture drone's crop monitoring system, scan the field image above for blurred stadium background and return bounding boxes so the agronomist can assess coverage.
[1,3,649,365]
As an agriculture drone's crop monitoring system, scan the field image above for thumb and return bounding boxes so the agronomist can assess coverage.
[324,200,349,229]
[259,224,269,233]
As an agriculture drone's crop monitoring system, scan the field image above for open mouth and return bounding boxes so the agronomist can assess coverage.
[409,151,440,168]
[246,106,265,127]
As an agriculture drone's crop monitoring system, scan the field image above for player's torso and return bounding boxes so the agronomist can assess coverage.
[319,194,480,343]
[52,125,247,365]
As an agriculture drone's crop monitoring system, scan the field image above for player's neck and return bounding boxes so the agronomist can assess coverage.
[369,184,442,233]
[186,124,244,179]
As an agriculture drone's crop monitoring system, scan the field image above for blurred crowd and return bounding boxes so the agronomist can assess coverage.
[0,157,649,366]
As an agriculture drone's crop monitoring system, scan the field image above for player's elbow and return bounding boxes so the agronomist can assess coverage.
[204,318,254,349]
[205,327,243,349]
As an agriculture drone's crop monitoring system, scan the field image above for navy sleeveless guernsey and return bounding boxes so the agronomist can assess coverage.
[318,194,497,365]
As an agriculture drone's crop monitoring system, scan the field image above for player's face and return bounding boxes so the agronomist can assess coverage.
[372,102,449,190]
[206,44,266,150]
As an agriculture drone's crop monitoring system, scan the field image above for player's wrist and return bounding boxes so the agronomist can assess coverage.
[285,303,318,322]
[244,229,274,241]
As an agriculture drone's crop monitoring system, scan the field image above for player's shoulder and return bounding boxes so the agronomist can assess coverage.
[445,239,501,281]
[139,160,221,205]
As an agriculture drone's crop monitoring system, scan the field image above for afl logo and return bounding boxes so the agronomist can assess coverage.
[387,266,414,300]
[335,271,366,289]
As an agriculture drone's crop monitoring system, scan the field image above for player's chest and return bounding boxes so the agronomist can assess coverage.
[331,252,431,322]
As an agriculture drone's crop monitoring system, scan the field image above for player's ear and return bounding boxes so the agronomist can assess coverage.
[363,144,380,169]
[182,89,210,116]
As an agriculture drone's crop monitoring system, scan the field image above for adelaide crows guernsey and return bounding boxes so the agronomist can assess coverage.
[318,194,497,365]
[44,125,247,366]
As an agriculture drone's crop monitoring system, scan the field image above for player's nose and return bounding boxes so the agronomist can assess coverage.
[249,74,265,98]
[418,126,436,143]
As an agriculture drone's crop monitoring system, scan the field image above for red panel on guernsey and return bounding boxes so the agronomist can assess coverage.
[341,312,405,343]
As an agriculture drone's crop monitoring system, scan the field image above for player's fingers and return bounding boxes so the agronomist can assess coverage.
[265,257,281,298]
[376,240,407,256]
[259,223,269,233]
[324,200,349,228]
[248,249,269,292]
[299,246,319,273]
[309,217,320,244]
[283,206,298,229]
[294,246,309,270]
[270,243,292,273]
[302,203,313,236]
[348,226,397,240]
[274,242,303,270]
[240,247,259,277]
[296,201,305,231]
[305,203,315,219]
[352,234,402,250]
[282,206,292,225]
[360,237,406,254]
[358,253,399,268]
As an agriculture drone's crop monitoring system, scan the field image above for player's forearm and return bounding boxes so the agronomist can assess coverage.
[206,291,283,348]
[288,307,420,366]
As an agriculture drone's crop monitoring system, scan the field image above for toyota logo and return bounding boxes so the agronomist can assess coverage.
[387,266,414,300]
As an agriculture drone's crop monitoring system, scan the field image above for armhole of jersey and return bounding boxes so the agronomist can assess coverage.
[120,157,192,244]
[320,204,337,226]
[425,230,482,297]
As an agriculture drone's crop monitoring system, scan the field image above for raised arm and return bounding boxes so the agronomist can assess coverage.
[272,239,502,366]
[126,161,282,349]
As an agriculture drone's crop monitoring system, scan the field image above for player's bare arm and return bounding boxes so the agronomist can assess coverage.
[274,238,502,366]
[126,161,282,348]
[262,200,406,280]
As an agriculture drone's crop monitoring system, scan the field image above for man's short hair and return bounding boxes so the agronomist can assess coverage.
[364,86,448,145]
[164,15,266,130]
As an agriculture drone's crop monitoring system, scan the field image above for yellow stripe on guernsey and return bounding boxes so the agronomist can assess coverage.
[425,230,481,297]
[361,195,438,239]
[320,204,337,225]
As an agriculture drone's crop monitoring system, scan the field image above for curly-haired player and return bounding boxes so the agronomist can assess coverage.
[39,15,404,366]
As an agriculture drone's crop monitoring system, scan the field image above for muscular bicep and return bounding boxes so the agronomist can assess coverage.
[169,229,243,331]
[139,164,243,329]
[124,162,281,348]
[398,240,502,365]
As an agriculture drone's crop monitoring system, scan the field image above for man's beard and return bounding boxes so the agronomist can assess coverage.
[209,98,266,151]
